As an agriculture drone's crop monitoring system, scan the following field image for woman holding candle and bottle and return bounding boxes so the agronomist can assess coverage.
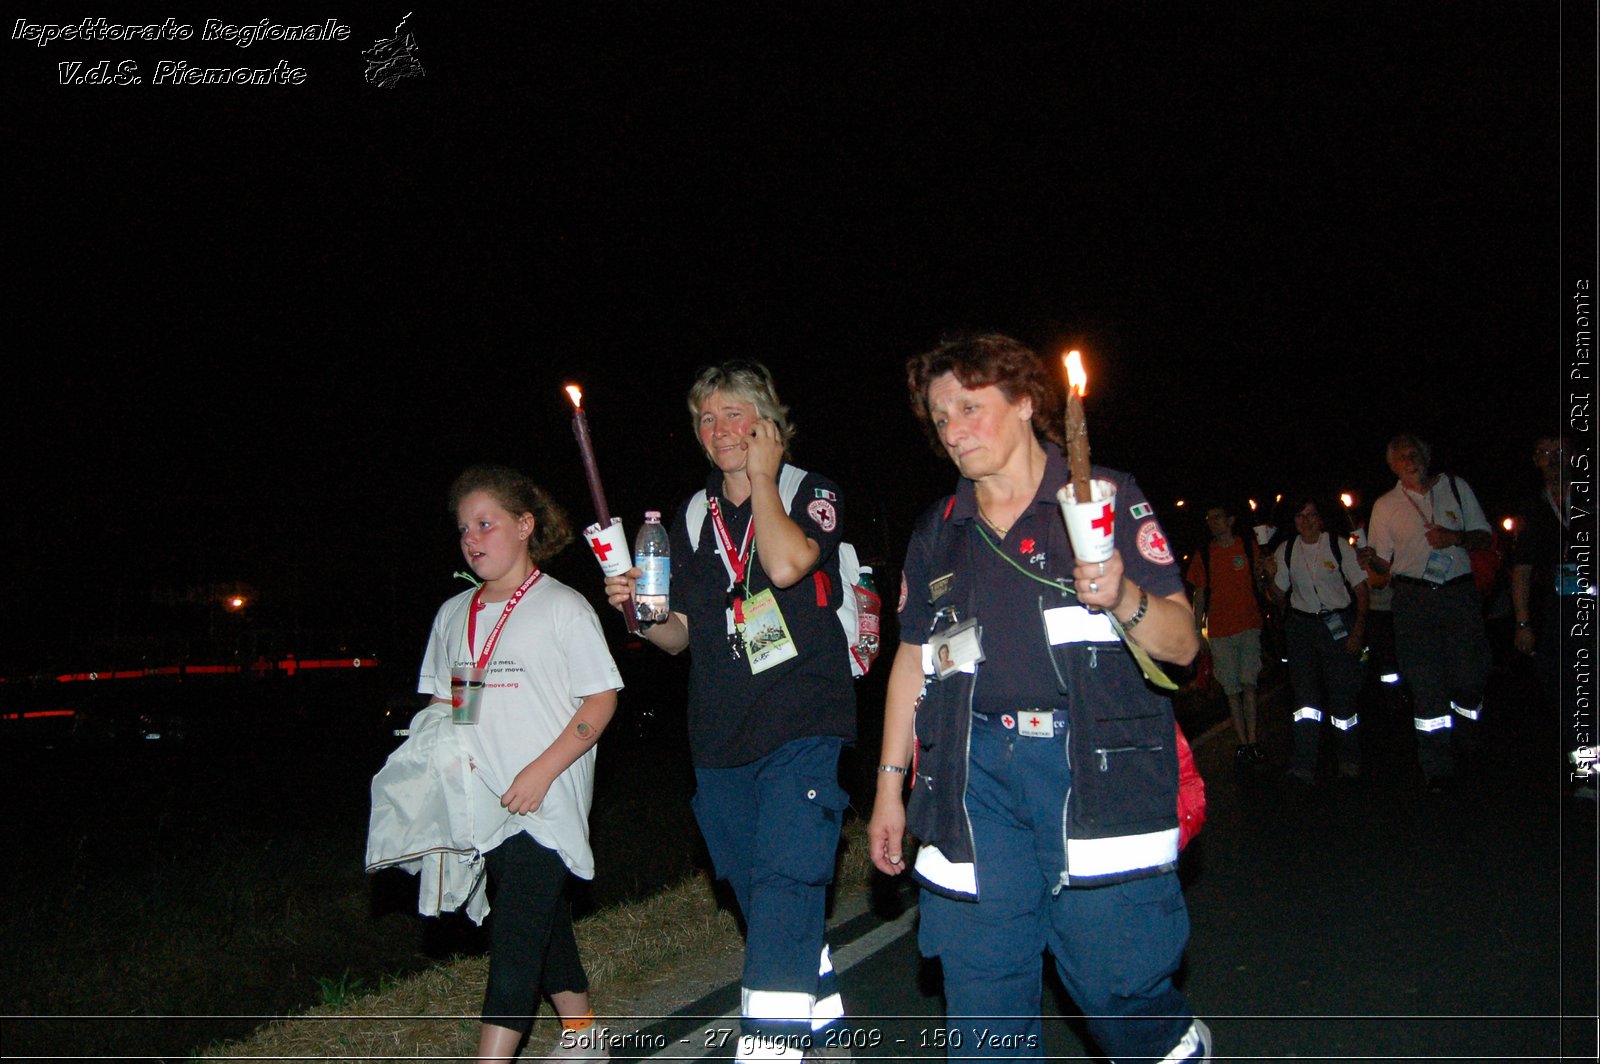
[603,361,855,1064]
[866,333,1212,1063]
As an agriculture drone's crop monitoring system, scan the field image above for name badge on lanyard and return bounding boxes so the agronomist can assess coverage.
[1422,550,1454,584]
[1322,609,1349,641]
[738,589,799,674]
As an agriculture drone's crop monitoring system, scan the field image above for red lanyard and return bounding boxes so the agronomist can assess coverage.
[708,497,757,623]
[1401,482,1436,526]
[707,497,756,586]
[466,568,543,668]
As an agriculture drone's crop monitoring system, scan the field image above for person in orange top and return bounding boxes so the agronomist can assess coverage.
[1188,502,1266,763]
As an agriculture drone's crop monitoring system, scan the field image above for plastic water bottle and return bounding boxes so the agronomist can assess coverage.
[635,511,671,625]
[853,566,881,663]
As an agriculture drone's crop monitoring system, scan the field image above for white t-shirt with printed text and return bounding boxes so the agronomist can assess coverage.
[419,575,623,879]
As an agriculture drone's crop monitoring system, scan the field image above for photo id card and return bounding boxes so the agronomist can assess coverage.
[737,589,799,675]
[1422,550,1454,584]
[932,618,985,680]
[1322,609,1349,641]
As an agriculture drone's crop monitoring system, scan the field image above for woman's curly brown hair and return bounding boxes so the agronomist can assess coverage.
[905,332,1066,454]
[448,465,574,565]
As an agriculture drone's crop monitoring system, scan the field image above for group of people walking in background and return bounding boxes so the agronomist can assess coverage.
[1186,429,1582,800]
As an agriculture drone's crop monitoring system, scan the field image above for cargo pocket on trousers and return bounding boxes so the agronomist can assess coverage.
[770,771,850,886]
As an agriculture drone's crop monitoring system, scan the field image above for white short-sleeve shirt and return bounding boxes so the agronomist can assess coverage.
[1368,475,1489,581]
[1274,532,1366,613]
[419,575,624,879]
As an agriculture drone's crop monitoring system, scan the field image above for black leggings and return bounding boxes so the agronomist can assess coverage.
[481,833,589,1034]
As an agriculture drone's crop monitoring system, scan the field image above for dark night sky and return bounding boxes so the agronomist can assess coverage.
[4,2,1586,671]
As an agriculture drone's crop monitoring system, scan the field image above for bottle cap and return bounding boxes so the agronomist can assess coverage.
[645,510,661,520]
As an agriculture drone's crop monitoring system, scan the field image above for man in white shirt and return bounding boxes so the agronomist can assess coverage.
[1365,433,1493,792]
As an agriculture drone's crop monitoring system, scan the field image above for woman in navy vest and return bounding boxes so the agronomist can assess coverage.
[867,333,1212,1063]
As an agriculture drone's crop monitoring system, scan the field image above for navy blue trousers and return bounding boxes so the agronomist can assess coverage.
[693,736,847,1043]
[920,720,1194,1063]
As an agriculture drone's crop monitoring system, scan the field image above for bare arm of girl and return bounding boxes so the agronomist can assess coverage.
[501,689,619,815]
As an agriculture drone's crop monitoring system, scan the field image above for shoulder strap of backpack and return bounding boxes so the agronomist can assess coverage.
[690,465,810,553]
[778,464,807,512]
[686,489,711,551]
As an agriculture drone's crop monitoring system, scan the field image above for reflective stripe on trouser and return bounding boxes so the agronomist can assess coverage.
[919,721,1196,1062]
[1161,1017,1213,1062]
[1392,578,1490,780]
[738,945,842,1032]
[1284,611,1364,777]
[692,736,847,1047]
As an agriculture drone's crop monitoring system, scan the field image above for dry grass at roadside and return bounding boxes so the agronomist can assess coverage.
[201,818,875,1061]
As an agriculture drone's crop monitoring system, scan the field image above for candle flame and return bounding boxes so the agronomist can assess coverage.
[1340,492,1354,508]
[1248,498,1258,511]
[1501,516,1515,532]
[565,385,583,409]
[1063,350,1088,397]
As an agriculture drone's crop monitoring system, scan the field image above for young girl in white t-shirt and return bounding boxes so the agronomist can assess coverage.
[421,465,623,1062]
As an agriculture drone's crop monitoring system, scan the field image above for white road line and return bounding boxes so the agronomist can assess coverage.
[638,906,920,1060]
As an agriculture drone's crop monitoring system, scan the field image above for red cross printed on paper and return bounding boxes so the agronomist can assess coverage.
[1091,503,1115,537]
[590,536,614,562]
[1029,715,1042,729]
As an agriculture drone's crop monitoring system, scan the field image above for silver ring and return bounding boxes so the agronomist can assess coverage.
[1089,580,1099,594]
[1098,561,1106,577]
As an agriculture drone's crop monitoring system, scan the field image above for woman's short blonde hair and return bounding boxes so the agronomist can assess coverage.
[685,360,795,454]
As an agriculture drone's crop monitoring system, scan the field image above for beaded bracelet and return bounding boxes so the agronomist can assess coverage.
[878,764,908,775]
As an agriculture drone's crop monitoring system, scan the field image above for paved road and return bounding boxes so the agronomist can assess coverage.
[617,663,1598,1061]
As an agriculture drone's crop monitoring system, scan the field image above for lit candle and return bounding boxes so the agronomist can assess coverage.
[1062,350,1092,504]
[1339,491,1358,532]
[566,386,613,522]
[565,385,639,633]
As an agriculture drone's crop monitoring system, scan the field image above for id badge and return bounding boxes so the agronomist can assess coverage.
[1322,610,1349,641]
[1422,550,1454,584]
[737,589,799,674]
[1556,563,1584,596]
[931,618,985,680]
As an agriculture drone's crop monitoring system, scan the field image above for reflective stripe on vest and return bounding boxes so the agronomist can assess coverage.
[1293,706,1323,724]
[1064,827,1179,878]
[1451,700,1482,720]
[1331,714,1359,731]
[1415,714,1453,732]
